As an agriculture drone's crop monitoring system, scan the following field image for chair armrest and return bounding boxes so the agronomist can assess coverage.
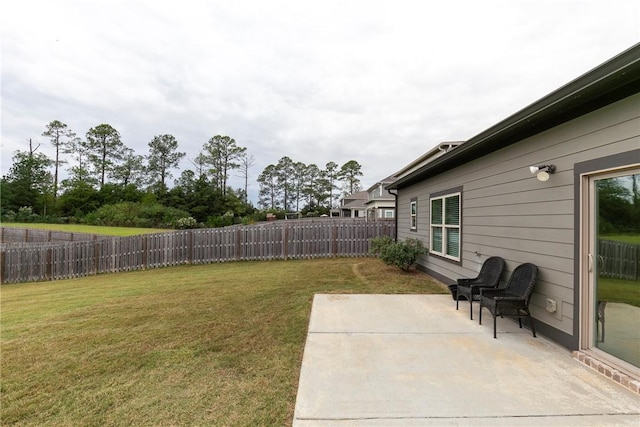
[457,278,479,285]
[480,290,525,302]
[492,296,525,302]
[472,283,500,290]
[480,289,514,298]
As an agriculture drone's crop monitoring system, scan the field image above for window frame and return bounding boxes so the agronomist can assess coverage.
[409,198,417,231]
[429,187,462,262]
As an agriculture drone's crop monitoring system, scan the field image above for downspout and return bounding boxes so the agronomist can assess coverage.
[388,188,399,241]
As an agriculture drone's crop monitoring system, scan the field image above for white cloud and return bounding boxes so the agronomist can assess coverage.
[2,0,639,201]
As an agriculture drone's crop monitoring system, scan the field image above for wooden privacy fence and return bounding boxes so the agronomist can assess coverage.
[598,239,639,281]
[0,219,395,284]
[0,227,101,243]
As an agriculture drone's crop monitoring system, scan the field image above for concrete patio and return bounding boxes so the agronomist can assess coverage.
[293,294,640,426]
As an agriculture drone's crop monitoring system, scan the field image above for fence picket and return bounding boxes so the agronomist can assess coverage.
[599,239,639,280]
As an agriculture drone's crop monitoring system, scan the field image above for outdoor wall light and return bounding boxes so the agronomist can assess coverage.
[529,164,556,182]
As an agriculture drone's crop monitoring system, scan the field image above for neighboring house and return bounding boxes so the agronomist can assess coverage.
[335,191,368,218]
[365,175,397,219]
[363,144,464,221]
[387,44,640,384]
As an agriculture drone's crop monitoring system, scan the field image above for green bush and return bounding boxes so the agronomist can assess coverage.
[206,211,237,228]
[372,237,427,272]
[16,207,39,223]
[174,217,199,229]
[86,202,191,228]
[240,216,256,225]
[369,236,394,255]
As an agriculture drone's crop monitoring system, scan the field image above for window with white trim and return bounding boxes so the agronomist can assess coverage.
[384,209,394,218]
[430,191,461,261]
[410,199,417,230]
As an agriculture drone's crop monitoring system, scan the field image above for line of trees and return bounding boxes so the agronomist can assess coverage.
[597,175,640,234]
[257,158,362,212]
[1,120,364,227]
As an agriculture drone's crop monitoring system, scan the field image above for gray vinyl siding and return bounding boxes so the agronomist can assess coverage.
[397,93,640,337]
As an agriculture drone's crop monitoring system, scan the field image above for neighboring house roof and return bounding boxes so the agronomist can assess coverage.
[341,191,368,209]
[388,43,640,190]
[365,200,395,209]
[365,174,397,192]
[365,175,397,207]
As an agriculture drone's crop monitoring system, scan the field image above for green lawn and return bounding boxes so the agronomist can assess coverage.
[601,234,640,245]
[1,222,170,236]
[598,277,640,307]
[1,257,447,426]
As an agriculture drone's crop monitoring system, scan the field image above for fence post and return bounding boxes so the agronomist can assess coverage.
[0,251,5,284]
[235,228,242,261]
[284,226,290,260]
[94,240,99,275]
[636,244,639,281]
[332,226,338,256]
[142,235,148,269]
[46,248,53,280]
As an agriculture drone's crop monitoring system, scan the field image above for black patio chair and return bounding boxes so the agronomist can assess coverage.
[455,256,505,320]
[479,263,538,339]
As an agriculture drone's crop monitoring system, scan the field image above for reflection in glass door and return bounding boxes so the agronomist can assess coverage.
[592,172,640,368]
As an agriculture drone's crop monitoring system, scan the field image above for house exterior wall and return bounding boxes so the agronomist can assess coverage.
[366,183,396,219]
[350,208,365,218]
[366,200,395,217]
[372,208,394,219]
[396,93,640,347]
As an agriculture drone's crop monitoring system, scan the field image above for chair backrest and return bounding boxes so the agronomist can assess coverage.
[477,256,506,287]
[505,263,538,301]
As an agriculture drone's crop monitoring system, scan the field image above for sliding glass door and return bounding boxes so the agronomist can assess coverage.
[586,170,640,369]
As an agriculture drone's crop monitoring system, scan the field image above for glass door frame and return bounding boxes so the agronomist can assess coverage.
[579,165,640,376]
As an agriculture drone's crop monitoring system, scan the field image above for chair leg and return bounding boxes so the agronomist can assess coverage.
[597,301,606,342]
[529,316,536,338]
[456,294,459,310]
[479,302,483,325]
[518,318,522,329]
[469,299,473,320]
[493,314,497,339]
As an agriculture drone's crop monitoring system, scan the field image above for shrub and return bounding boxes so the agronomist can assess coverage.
[372,237,427,272]
[1,210,17,222]
[369,236,394,255]
[240,215,256,225]
[86,202,191,228]
[206,213,236,228]
[15,206,39,223]
[175,217,198,229]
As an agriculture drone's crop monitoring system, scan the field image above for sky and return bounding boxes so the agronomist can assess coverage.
[2,0,639,204]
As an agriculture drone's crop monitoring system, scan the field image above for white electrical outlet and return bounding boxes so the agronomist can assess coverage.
[546,298,557,313]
